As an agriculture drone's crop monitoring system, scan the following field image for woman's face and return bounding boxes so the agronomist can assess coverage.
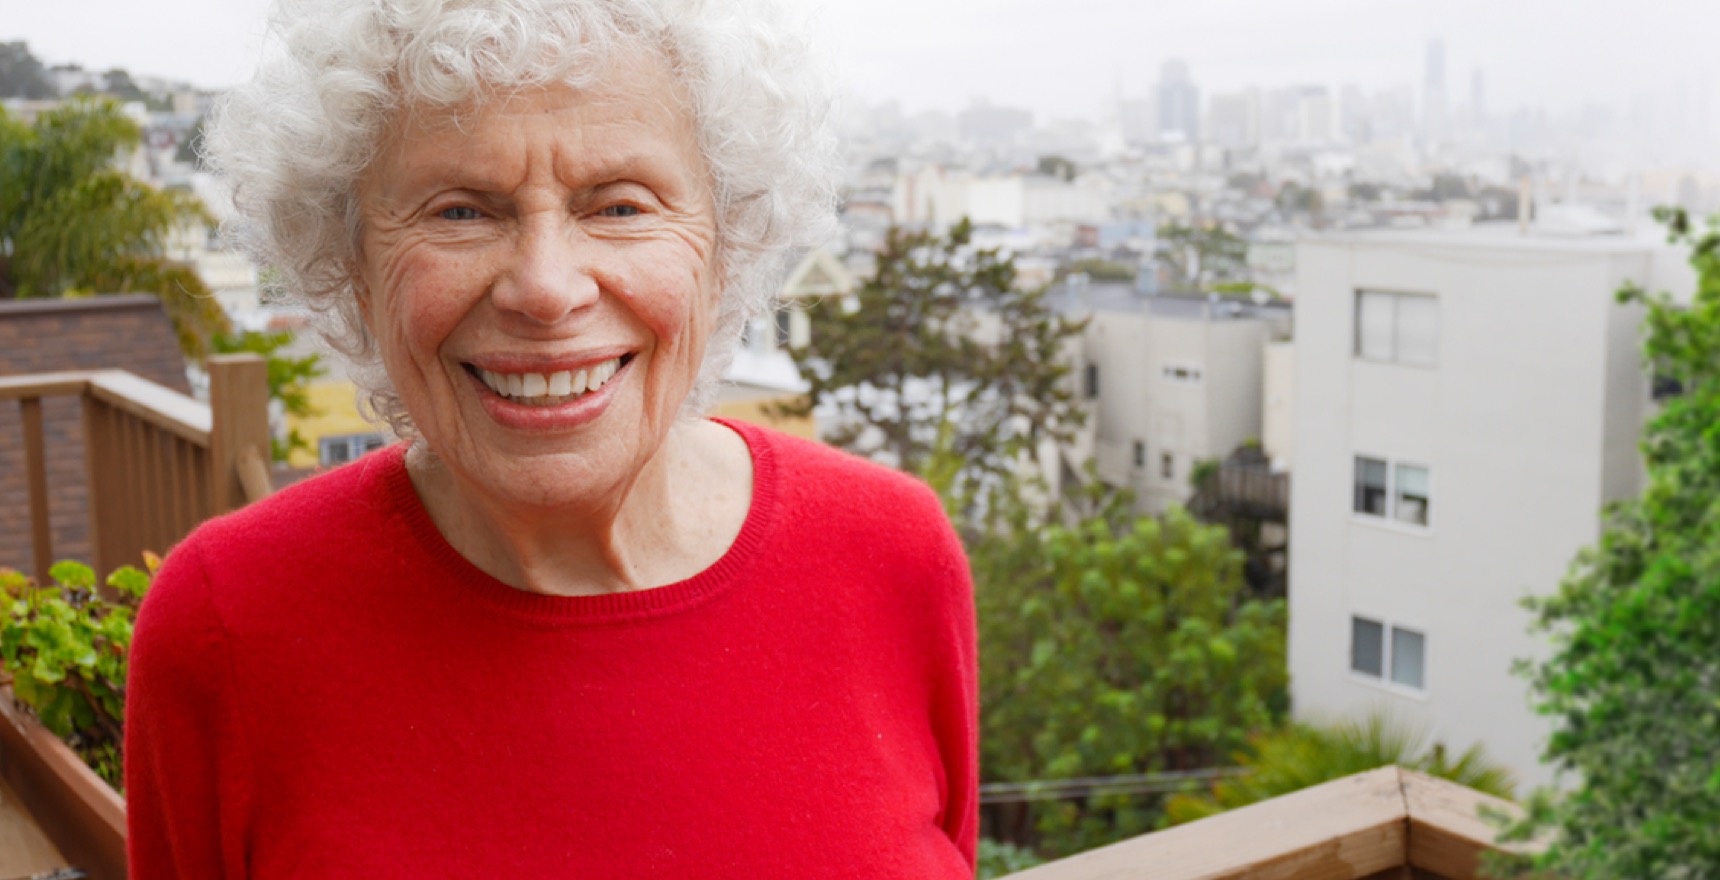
[355,54,721,512]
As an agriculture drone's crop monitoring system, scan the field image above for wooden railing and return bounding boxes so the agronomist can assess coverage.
[1003,766,1540,880]
[1,354,272,583]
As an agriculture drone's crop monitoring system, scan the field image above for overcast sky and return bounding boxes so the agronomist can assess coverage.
[4,0,1716,121]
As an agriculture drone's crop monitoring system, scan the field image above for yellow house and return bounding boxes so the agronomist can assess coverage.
[285,378,391,469]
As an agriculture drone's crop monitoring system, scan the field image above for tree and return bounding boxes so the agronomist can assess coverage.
[0,96,227,356]
[1155,222,1249,293]
[100,69,147,104]
[1163,709,1515,825]
[971,479,1287,857]
[784,218,1085,492]
[1037,155,1076,182]
[0,42,53,100]
[1496,207,1720,876]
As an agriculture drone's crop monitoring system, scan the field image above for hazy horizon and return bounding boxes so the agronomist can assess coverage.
[6,0,1717,127]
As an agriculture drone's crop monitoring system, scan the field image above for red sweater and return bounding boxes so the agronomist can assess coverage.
[125,420,977,878]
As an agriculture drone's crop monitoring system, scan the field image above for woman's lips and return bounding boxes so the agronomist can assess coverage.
[470,356,624,406]
[464,354,634,430]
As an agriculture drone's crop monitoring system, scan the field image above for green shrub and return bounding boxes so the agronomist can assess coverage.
[977,837,1044,878]
[0,555,154,790]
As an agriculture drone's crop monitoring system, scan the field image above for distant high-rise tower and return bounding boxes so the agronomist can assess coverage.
[1422,39,1449,144]
[1157,59,1201,144]
[1471,68,1486,121]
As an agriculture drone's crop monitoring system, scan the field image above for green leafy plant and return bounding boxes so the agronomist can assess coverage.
[977,837,1044,879]
[0,555,155,790]
[0,97,228,357]
[972,476,1287,858]
[1489,208,1720,877]
[1163,708,1515,825]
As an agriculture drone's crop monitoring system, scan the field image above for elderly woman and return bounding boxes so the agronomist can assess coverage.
[123,0,976,875]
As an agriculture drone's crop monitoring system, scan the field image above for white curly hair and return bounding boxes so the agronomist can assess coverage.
[206,0,841,436]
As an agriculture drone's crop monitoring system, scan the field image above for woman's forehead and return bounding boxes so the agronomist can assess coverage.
[362,63,708,200]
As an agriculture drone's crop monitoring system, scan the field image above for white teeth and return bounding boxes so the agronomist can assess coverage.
[475,357,622,405]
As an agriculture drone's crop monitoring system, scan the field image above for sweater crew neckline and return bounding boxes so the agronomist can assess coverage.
[371,418,778,624]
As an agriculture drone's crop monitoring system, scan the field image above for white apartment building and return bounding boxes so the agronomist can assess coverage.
[1288,224,1697,788]
[1071,283,1288,514]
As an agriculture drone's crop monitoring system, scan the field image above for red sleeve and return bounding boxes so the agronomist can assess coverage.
[925,498,980,870]
[125,540,253,878]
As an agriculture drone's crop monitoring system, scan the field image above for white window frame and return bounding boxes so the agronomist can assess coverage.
[1348,614,1429,696]
[1351,454,1433,531]
[1354,289,1438,368]
[319,432,387,467]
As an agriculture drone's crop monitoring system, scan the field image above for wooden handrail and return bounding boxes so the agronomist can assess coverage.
[6,356,272,581]
[87,371,212,443]
[1003,766,1539,880]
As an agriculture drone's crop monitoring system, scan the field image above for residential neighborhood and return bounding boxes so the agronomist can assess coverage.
[1,6,1716,877]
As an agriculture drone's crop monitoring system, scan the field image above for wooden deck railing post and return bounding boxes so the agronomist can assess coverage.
[207,354,273,513]
[81,396,113,579]
[20,397,54,585]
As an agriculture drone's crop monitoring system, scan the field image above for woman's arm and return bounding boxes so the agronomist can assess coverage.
[922,495,980,870]
[125,542,253,878]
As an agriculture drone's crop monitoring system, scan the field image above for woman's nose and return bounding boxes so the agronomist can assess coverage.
[491,218,600,324]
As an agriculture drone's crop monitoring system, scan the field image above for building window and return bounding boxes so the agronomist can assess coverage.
[1354,457,1388,516]
[1391,627,1426,689]
[1085,364,1100,399]
[1350,617,1384,677]
[1351,615,1426,690]
[320,433,386,467]
[1133,440,1145,468]
[1160,452,1175,480]
[1356,290,1438,367]
[1161,363,1203,383]
[1353,455,1430,527]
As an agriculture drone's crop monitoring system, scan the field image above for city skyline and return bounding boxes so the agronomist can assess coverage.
[4,0,1717,127]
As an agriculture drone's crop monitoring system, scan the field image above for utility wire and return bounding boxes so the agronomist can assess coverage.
[979,767,1250,805]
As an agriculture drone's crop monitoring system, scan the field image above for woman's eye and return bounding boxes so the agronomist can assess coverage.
[438,206,482,221]
[599,204,643,218]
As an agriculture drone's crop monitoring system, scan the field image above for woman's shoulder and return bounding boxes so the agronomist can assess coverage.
[145,444,410,628]
[179,444,407,565]
[725,419,947,520]
[721,419,964,575]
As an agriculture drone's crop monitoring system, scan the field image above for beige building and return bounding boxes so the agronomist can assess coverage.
[1066,282,1288,513]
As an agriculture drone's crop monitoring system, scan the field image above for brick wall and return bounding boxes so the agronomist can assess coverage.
[0,296,190,576]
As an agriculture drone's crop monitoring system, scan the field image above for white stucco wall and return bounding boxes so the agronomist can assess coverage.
[1288,229,1693,790]
[1262,342,1296,472]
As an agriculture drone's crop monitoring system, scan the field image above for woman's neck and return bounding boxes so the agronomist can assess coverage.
[405,420,753,596]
